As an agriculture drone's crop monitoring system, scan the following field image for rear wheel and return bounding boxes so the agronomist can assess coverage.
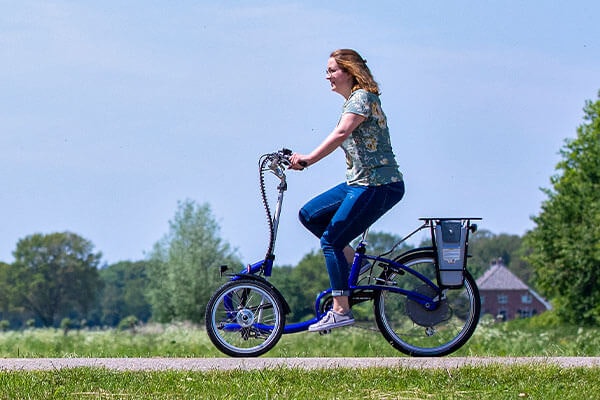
[374,249,480,356]
[205,279,285,357]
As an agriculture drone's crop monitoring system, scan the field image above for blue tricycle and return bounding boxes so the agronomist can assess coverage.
[205,149,481,357]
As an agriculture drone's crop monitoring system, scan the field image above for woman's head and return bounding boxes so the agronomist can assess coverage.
[329,49,380,95]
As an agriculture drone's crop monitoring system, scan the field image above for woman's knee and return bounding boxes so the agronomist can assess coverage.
[299,208,326,238]
[298,207,310,227]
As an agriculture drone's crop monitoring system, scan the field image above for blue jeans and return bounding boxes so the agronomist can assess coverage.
[298,180,405,296]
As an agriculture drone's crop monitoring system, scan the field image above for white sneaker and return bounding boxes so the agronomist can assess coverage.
[308,310,355,332]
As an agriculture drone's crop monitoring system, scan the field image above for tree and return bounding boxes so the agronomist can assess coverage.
[146,200,241,323]
[0,262,11,322]
[467,230,531,283]
[97,261,152,327]
[10,232,102,327]
[525,92,600,325]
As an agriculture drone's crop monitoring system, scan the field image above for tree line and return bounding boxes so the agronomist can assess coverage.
[0,200,531,330]
[1,92,598,329]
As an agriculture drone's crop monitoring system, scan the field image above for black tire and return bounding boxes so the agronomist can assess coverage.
[205,279,285,357]
[374,249,480,357]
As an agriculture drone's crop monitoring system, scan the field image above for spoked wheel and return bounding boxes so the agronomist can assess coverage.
[374,249,480,357]
[205,278,285,357]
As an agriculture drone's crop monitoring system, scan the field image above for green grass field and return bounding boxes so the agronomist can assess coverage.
[1,314,599,399]
[1,365,599,399]
[1,314,599,358]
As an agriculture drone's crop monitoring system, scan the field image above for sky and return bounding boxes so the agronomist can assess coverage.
[2,1,599,267]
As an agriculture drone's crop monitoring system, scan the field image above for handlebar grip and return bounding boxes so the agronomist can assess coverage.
[278,148,307,168]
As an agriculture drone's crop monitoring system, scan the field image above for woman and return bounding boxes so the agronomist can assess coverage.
[290,49,405,332]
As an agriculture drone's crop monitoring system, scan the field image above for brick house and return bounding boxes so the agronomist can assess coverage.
[476,259,552,321]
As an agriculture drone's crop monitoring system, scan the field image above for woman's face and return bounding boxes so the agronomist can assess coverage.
[326,57,353,98]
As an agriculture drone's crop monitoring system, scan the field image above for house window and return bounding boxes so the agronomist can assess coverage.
[498,294,508,304]
[518,308,533,318]
[521,293,533,304]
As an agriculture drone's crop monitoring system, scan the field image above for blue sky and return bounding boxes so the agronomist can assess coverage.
[2,1,599,266]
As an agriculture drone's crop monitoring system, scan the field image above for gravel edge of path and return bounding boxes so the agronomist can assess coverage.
[2,357,600,371]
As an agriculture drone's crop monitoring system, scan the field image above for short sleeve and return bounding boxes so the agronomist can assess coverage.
[343,90,371,118]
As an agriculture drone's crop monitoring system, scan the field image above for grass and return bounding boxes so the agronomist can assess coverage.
[1,314,599,399]
[2,314,600,358]
[0,364,599,399]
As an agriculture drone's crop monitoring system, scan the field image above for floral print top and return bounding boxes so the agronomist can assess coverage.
[340,89,403,186]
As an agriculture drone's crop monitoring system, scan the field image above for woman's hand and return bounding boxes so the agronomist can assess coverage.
[289,153,309,170]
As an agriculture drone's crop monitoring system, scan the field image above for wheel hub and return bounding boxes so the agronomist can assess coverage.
[406,285,450,327]
[236,309,255,328]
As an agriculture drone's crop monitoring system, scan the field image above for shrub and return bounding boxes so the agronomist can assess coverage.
[0,320,9,332]
[118,315,139,332]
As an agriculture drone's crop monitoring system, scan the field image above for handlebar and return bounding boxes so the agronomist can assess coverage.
[264,148,307,172]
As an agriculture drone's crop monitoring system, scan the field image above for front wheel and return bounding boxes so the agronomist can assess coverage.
[374,249,480,357]
[205,278,285,357]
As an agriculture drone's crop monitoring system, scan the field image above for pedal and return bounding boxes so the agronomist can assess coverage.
[319,329,332,335]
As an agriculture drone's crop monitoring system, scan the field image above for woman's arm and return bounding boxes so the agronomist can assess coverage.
[290,112,365,169]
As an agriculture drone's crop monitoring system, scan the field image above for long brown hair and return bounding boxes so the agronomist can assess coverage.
[330,49,380,95]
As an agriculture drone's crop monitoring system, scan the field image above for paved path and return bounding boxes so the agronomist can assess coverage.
[1,357,600,371]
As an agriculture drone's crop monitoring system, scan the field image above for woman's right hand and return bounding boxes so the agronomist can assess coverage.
[289,153,309,170]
